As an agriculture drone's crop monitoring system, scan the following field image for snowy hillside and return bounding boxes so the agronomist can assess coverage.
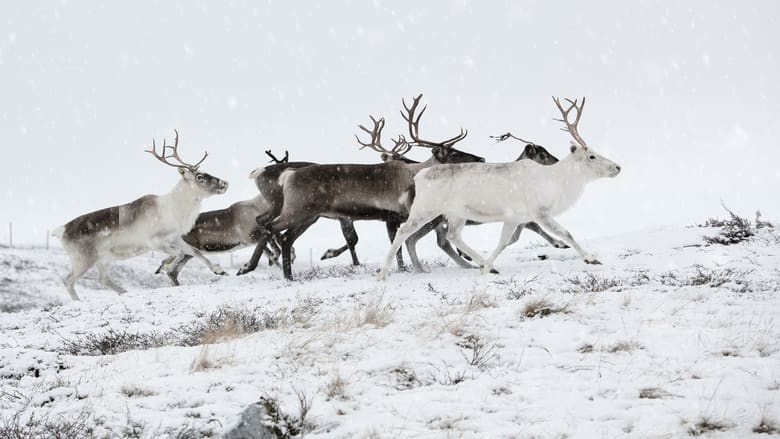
[1,223,779,438]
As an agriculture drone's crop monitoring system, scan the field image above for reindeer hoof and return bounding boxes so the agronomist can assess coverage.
[585,258,602,265]
[236,266,252,276]
[537,254,548,261]
[553,241,570,249]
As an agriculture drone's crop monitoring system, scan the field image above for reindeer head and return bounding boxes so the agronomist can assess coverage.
[400,94,485,164]
[553,97,621,179]
[146,130,229,195]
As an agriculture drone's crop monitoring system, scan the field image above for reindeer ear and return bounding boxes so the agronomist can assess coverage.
[569,141,579,153]
[178,168,186,175]
[525,144,537,155]
[380,153,391,162]
[432,146,441,157]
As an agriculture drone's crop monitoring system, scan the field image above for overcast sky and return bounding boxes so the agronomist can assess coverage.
[2,1,778,249]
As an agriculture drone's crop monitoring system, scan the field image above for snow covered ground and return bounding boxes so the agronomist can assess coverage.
[1,223,779,438]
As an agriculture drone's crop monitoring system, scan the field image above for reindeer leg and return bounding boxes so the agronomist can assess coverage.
[482,222,524,274]
[535,215,601,264]
[63,251,95,301]
[524,222,569,249]
[385,221,406,271]
[164,255,192,286]
[186,247,226,275]
[239,215,275,274]
[431,219,474,269]
[97,262,127,295]
[378,212,440,280]
[155,255,176,274]
[238,238,270,275]
[446,218,493,273]
[321,219,360,265]
[278,217,318,281]
[341,219,360,266]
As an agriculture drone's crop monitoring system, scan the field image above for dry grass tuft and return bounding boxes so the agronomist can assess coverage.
[607,341,642,353]
[356,294,394,328]
[521,298,569,319]
[325,372,347,401]
[465,293,497,312]
[754,415,780,435]
[687,417,730,436]
[638,387,672,399]
[119,384,157,398]
[577,343,594,354]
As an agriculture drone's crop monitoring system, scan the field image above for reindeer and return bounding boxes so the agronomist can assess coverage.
[377,97,621,280]
[252,94,486,280]
[52,131,229,300]
[154,150,291,285]
[156,149,374,284]
[318,133,569,267]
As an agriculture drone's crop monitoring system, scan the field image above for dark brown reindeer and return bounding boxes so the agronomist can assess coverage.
[53,131,228,300]
[253,94,486,280]
[153,150,294,285]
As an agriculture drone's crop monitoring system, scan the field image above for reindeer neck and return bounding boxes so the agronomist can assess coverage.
[415,155,443,169]
[165,179,207,206]
[545,155,592,186]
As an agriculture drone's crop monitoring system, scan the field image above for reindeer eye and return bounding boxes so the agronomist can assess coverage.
[196,174,205,182]
[588,155,596,160]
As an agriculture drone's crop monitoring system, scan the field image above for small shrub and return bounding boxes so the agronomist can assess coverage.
[176,306,283,346]
[427,365,469,386]
[60,328,169,356]
[562,273,624,294]
[660,265,753,294]
[494,275,539,300]
[701,205,754,246]
[0,409,95,439]
[60,306,285,356]
[391,366,422,391]
[258,392,315,439]
[456,334,497,369]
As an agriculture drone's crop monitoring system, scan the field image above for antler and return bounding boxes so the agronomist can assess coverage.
[490,132,538,145]
[400,94,468,149]
[552,96,588,148]
[355,115,413,158]
[265,149,289,163]
[145,130,208,170]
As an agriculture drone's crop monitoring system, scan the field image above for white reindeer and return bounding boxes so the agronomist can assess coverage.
[52,131,229,300]
[377,97,621,280]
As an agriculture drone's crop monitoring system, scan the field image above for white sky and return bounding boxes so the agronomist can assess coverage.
[2,1,779,248]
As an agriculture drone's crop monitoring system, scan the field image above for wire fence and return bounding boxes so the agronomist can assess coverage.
[1,222,54,250]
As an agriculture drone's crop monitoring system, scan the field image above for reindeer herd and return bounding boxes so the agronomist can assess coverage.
[53,95,620,300]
